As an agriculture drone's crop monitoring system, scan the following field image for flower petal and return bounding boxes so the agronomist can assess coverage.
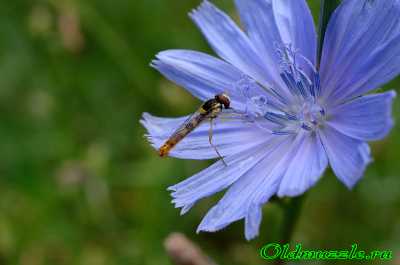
[319,125,372,189]
[169,138,274,215]
[152,50,253,109]
[234,0,316,79]
[277,132,328,197]
[320,0,400,104]
[327,91,396,141]
[272,0,316,65]
[242,132,325,239]
[140,112,267,160]
[190,1,289,98]
[244,203,262,240]
[233,0,283,91]
[196,135,297,240]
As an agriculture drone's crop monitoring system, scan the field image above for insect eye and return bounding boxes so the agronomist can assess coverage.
[215,93,230,108]
[222,97,230,108]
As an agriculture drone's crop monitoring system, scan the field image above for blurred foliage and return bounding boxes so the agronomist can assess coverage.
[0,0,399,264]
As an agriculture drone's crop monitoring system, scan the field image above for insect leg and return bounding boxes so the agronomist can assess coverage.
[209,118,228,167]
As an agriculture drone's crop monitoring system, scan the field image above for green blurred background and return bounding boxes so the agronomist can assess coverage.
[0,0,399,264]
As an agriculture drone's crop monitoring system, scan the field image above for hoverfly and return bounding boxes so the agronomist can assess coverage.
[158,93,232,166]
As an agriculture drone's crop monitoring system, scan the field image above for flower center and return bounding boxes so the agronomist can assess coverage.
[234,43,328,135]
[296,100,326,131]
[262,98,326,135]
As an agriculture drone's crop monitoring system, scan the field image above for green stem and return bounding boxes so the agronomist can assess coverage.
[273,194,307,265]
[317,0,341,69]
[280,194,307,243]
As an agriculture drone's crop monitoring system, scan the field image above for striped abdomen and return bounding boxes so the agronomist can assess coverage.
[158,112,206,157]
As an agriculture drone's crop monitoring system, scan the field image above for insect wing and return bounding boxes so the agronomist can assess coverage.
[213,109,247,123]
[167,107,205,141]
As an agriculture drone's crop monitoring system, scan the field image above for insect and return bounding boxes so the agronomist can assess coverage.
[158,93,231,166]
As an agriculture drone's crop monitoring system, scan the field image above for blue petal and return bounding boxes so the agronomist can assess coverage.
[271,0,316,65]
[190,1,288,97]
[140,113,267,160]
[234,0,316,82]
[320,0,400,104]
[245,203,262,240]
[196,135,297,240]
[327,91,396,141]
[277,132,328,197]
[242,133,324,239]
[233,0,285,92]
[169,138,274,215]
[152,50,254,110]
[319,125,372,189]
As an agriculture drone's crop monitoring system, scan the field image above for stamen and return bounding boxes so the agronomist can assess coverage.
[233,75,288,119]
[231,43,327,136]
[297,69,313,98]
[275,43,322,101]
[313,72,321,97]
[301,123,313,131]
[264,112,289,125]
[296,52,320,98]
[234,74,288,107]
[280,71,302,98]
[272,130,297,136]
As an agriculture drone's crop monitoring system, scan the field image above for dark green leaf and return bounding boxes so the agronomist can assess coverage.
[317,0,341,69]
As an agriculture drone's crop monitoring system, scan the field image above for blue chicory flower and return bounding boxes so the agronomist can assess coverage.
[141,0,399,240]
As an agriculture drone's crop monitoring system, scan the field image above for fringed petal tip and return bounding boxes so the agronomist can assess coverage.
[169,186,195,216]
[194,204,263,241]
[149,59,160,70]
[143,135,159,150]
[169,202,194,216]
[171,196,193,209]
[189,0,213,19]
[167,186,177,192]
[180,204,195,216]
[196,218,229,234]
[139,113,166,150]
[149,50,176,69]
[140,112,158,132]
[140,113,157,147]
[149,49,166,68]
[344,145,373,190]
[244,204,262,240]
